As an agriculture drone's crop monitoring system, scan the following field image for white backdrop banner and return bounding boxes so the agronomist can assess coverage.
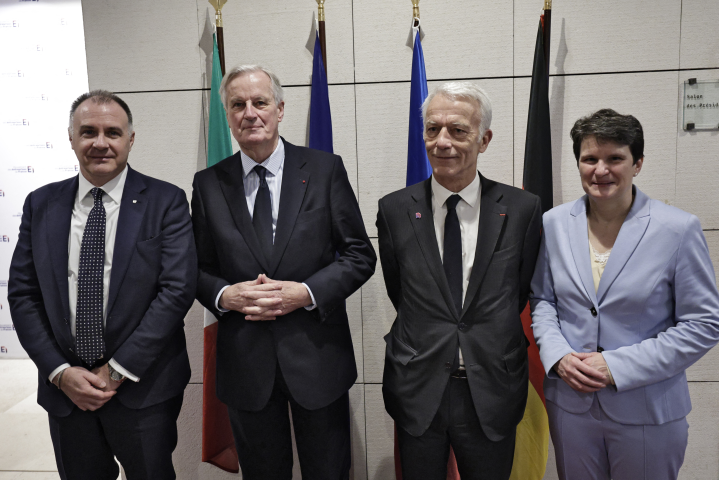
[0,0,88,358]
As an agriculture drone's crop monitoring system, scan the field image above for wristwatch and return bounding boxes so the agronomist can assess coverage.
[108,364,126,383]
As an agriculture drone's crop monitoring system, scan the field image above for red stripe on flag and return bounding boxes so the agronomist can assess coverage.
[521,303,546,406]
[202,322,239,473]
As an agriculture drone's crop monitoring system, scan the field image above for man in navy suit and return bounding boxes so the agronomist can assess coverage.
[8,90,197,480]
[192,65,375,479]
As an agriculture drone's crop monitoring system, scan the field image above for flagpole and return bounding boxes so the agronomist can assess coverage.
[543,0,551,77]
[209,0,228,75]
[317,0,328,76]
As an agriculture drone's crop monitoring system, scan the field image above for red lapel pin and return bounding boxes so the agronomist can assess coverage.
[416,212,421,219]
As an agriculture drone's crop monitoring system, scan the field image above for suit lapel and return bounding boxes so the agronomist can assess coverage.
[596,188,651,303]
[269,142,308,277]
[47,177,77,335]
[217,153,270,272]
[568,197,599,307]
[408,180,459,319]
[462,176,506,318]
[107,167,147,315]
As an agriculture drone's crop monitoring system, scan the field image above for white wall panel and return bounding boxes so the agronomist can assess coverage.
[185,301,204,384]
[680,0,719,69]
[217,0,355,86]
[353,0,512,83]
[514,72,679,207]
[364,384,396,480]
[514,0,681,77]
[82,0,202,92]
[349,290,364,383]
[680,382,719,479]
[280,85,358,195]
[120,90,206,201]
[357,79,513,237]
[349,384,368,480]
[362,239,395,384]
[675,70,719,229]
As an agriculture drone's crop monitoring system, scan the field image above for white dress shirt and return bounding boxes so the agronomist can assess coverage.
[431,171,482,366]
[215,140,317,312]
[48,166,138,383]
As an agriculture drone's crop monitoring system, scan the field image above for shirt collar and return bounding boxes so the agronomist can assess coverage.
[431,170,481,209]
[77,165,128,205]
[240,139,285,178]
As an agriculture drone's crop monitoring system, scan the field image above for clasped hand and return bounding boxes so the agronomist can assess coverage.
[554,351,613,393]
[54,364,121,411]
[219,274,311,321]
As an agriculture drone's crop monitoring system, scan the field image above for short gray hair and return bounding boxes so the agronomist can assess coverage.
[68,90,133,134]
[220,65,284,112]
[421,82,493,139]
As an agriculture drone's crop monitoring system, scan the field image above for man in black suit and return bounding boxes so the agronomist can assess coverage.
[191,65,375,479]
[377,82,542,480]
[8,90,197,479]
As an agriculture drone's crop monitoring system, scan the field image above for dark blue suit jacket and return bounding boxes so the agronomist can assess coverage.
[8,165,197,417]
[192,139,376,412]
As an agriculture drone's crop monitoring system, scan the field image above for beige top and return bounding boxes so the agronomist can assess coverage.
[589,243,608,292]
[589,240,615,385]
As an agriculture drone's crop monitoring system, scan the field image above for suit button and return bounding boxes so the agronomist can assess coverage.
[445,362,452,371]
[590,306,597,317]
[458,323,467,331]
[597,346,604,353]
[69,347,74,353]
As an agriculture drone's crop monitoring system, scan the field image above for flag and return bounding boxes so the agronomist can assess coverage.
[406,24,431,186]
[201,32,238,474]
[309,29,333,153]
[510,15,553,480]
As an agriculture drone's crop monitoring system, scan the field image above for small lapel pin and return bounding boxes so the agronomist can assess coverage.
[302,180,306,184]
[415,212,422,219]
[133,200,137,203]
[499,213,505,216]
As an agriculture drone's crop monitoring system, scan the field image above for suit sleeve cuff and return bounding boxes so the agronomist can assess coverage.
[302,283,317,311]
[215,285,230,313]
[109,358,140,382]
[48,364,70,383]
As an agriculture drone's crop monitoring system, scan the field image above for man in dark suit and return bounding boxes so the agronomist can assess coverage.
[191,65,375,479]
[377,82,542,480]
[8,90,197,480]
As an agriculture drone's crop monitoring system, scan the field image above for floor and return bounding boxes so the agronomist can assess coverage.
[0,360,122,480]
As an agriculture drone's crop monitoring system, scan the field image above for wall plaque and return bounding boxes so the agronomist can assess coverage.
[683,79,719,131]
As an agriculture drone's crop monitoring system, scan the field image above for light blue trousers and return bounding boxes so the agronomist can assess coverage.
[547,395,688,480]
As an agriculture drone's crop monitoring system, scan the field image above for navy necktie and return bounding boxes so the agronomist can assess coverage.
[443,194,463,316]
[76,187,106,367]
[253,165,274,263]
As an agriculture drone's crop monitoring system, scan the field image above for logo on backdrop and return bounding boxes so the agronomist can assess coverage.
[0,281,7,288]
[57,165,79,173]
[0,190,4,196]
[0,20,20,28]
[8,166,34,173]
[1,235,9,243]
[0,347,7,354]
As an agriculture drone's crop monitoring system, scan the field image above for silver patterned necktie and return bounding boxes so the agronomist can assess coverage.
[76,187,106,366]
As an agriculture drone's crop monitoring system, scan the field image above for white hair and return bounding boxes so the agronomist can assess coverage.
[421,82,493,139]
[220,65,284,112]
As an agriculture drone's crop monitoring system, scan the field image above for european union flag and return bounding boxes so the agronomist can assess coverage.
[309,30,333,153]
[406,27,431,187]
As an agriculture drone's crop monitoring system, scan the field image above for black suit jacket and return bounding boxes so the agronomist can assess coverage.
[8,166,197,417]
[191,139,376,411]
[377,174,541,441]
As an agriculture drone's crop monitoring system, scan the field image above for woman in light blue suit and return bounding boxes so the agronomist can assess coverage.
[530,109,719,480]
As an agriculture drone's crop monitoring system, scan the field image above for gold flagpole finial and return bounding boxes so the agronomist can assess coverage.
[544,0,551,10]
[411,0,420,19]
[208,0,228,27]
[316,0,326,22]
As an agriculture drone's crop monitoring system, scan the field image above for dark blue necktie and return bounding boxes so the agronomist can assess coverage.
[443,194,463,316]
[253,165,274,263]
[76,187,106,367]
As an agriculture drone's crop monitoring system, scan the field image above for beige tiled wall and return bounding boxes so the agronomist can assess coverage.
[75,0,719,478]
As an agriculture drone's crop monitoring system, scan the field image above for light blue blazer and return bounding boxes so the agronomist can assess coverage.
[531,187,719,425]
